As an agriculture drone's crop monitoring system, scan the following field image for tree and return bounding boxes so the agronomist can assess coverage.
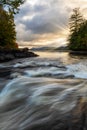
[68,8,87,50]
[69,8,84,33]
[0,0,25,49]
[0,5,17,48]
[77,21,87,50]
[0,0,25,14]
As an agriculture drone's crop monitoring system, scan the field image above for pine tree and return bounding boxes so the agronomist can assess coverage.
[0,0,25,14]
[68,8,87,50]
[69,8,84,33]
[77,21,87,50]
[0,4,17,48]
[0,0,25,49]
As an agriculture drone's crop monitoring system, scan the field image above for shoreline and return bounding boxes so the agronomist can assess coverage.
[69,50,87,55]
[0,48,38,62]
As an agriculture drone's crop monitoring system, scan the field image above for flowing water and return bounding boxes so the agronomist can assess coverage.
[0,51,87,130]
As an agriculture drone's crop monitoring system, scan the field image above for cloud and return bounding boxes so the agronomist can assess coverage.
[15,0,87,47]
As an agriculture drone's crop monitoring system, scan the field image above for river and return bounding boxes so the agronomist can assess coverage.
[0,51,87,130]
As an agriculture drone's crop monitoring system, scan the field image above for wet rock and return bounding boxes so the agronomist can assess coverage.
[68,96,87,130]
[56,73,74,79]
[0,67,12,77]
[0,77,87,130]
[70,51,87,55]
[0,48,38,62]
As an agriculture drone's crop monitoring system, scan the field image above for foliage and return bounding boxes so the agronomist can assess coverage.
[69,8,84,33]
[68,8,87,50]
[0,6,17,48]
[0,0,25,49]
[0,0,25,14]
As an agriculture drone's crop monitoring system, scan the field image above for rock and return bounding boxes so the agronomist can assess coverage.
[69,96,87,130]
[0,48,38,62]
[70,51,87,55]
[0,67,12,77]
[0,77,87,130]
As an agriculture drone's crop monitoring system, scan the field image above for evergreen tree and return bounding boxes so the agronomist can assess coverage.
[0,0,25,49]
[69,8,84,33]
[0,0,25,14]
[0,5,17,48]
[77,21,87,50]
[68,8,87,50]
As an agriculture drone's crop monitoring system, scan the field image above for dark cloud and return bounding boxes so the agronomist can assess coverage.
[21,15,62,34]
[15,0,87,45]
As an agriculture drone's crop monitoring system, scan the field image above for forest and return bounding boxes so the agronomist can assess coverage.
[0,0,24,49]
[68,8,87,51]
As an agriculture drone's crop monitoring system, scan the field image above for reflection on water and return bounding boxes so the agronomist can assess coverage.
[0,51,87,130]
[35,51,83,65]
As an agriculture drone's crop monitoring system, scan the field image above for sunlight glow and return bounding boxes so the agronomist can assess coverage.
[16,0,87,47]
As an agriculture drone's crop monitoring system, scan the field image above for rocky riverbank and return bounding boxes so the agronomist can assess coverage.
[0,48,38,62]
[70,50,87,55]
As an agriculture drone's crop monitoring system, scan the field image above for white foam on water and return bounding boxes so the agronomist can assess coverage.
[67,62,87,79]
[0,76,86,130]
[0,52,87,129]
[24,66,67,78]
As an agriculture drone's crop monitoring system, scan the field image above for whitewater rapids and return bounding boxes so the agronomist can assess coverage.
[0,51,87,130]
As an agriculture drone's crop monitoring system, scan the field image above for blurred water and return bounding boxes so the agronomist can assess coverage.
[0,51,87,130]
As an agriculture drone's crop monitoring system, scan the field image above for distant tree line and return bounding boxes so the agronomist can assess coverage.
[0,0,25,49]
[68,8,87,51]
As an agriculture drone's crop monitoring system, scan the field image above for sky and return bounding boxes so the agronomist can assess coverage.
[15,0,87,47]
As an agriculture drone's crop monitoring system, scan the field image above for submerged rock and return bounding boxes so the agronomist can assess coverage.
[0,77,87,130]
[69,96,87,130]
[0,67,12,77]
